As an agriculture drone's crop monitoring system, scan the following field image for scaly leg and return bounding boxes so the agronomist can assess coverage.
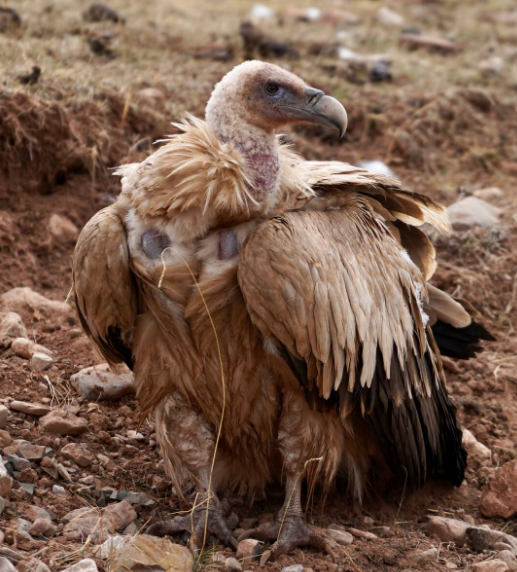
[238,474,337,565]
[147,393,238,553]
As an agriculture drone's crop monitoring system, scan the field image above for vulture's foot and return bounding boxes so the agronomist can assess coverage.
[238,515,338,564]
[147,496,238,553]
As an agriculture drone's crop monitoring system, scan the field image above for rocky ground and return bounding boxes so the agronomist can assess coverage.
[1,0,517,571]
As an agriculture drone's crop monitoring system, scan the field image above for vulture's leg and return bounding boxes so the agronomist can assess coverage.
[238,474,337,564]
[147,394,238,552]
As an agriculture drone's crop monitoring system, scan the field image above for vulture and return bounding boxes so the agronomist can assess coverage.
[73,61,493,562]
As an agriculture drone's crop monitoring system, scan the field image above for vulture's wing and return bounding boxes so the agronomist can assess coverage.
[73,205,137,369]
[238,199,466,489]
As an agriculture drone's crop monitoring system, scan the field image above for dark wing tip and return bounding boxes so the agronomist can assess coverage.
[432,319,495,360]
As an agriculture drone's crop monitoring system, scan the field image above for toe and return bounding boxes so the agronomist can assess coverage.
[147,515,190,537]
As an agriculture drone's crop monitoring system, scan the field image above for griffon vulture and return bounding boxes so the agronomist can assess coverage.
[73,61,493,561]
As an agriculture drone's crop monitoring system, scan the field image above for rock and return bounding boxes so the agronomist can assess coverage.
[12,517,32,539]
[17,559,51,572]
[137,87,166,107]
[427,516,470,546]
[0,430,12,447]
[31,352,54,371]
[370,61,392,83]
[400,33,457,54]
[95,535,127,558]
[52,484,65,495]
[17,443,46,461]
[97,453,117,471]
[410,548,439,562]
[474,187,504,201]
[61,443,93,467]
[10,401,51,417]
[226,557,243,572]
[326,528,354,546]
[377,7,404,26]
[0,406,7,429]
[127,430,144,441]
[6,454,30,471]
[249,4,274,20]
[498,551,517,571]
[29,518,56,537]
[0,558,16,572]
[11,339,52,360]
[357,160,397,178]
[472,560,509,572]
[467,527,517,553]
[57,462,73,482]
[62,507,91,523]
[236,538,262,562]
[347,527,378,540]
[62,560,99,572]
[447,197,502,231]
[107,535,194,571]
[19,482,35,496]
[112,490,154,505]
[70,364,135,401]
[281,566,304,572]
[64,515,115,544]
[105,500,137,531]
[0,287,71,316]
[479,56,504,76]
[0,456,13,496]
[39,409,88,436]
[0,312,26,342]
[48,214,79,243]
[0,549,22,564]
[480,460,517,518]
[27,505,53,521]
[463,429,492,463]
[0,497,5,516]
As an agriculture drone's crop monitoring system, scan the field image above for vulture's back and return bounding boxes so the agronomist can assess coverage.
[238,197,467,490]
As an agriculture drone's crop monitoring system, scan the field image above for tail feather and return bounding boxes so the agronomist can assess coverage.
[432,320,495,360]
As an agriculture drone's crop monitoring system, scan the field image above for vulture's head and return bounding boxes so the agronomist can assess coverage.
[206,61,347,142]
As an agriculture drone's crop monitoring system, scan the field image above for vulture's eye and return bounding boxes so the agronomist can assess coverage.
[265,83,281,96]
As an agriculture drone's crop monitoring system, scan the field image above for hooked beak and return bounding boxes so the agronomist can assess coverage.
[281,87,348,139]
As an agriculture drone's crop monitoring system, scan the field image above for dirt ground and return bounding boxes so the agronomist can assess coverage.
[0,0,517,570]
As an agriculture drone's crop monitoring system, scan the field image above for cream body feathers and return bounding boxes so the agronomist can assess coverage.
[74,113,471,500]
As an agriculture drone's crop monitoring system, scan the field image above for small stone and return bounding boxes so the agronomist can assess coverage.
[281,566,303,572]
[479,56,504,76]
[410,548,439,562]
[0,457,13,496]
[377,7,404,26]
[498,551,517,572]
[0,405,7,429]
[137,87,166,107]
[473,187,504,201]
[226,557,243,572]
[70,364,135,401]
[10,401,51,417]
[326,528,354,546]
[472,560,510,572]
[236,538,262,562]
[95,535,126,558]
[249,4,274,20]
[11,339,52,361]
[17,443,46,461]
[0,558,16,572]
[18,482,35,496]
[467,527,517,553]
[127,430,144,441]
[104,500,137,531]
[0,312,26,343]
[13,517,33,539]
[61,559,99,572]
[400,33,457,54]
[427,516,470,546]
[0,549,22,564]
[52,484,66,495]
[62,507,91,523]
[0,287,72,317]
[57,462,72,482]
[357,160,396,178]
[463,429,492,463]
[480,460,517,518]
[29,518,56,537]
[447,197,502,232]
[347,527,378,540]
[113,490,154,505]
[370,61,392,82]
[97,453,117,471]
[6,454,30,471]
[27,505,53,521]
[39,409,88,436]
[122,521,138,535]
[61,443,93,467]
[64,516,114,544]
[31,352,53,371]
[0,497,5,516]
[48,214,79,243]
[0,430,13,447]
[16,558,51,572]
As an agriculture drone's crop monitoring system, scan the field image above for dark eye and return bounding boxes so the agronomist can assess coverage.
[265,83,280,95]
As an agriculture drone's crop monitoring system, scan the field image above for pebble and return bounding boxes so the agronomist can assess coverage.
[0,497,5,516]
[357,160,397,178]
[236,538,262,562]
[400,33,457,54]
[27,505,53,521]
[52,484,66,495]
[479,56,504,76]
[0,456,13,496]
[473,187,504,201]
[0,405,7,429]
[17,443,46,461]
[226,557,243,572]
[95,535,126,558]
[0,312,27,342]
[472,560,510,572]
[18,482,35,496]
[11,339,52,361]
[447,197,502,231]
[39,409,88,436]
[48,214,79,243]
[0,287,72,316]
[427,516,471,546]
[70,364,135,401]
[347,527,378,540]
[97,453,117,471]
[112,490,154,505]
[127,429,145,441]
[410,548,439,562]
[249,4,274,20]
[6,454,30,471]
[104,500,137,531]
[0,558,16,572]
[377,7,404,26]
[463,429,492,463]
[10,401,51,417]
[281,566,304,572]
[480,460,517,518]
[61,443,93,467]
[64,515,115,544]
[29,518,56,537]
[31,352,54,371]
[326,528,354,546]
[62,560,99,572]
[467,527,517,553]
[17,559,51,572]
[0,430,13,447]
[498,551,517,572]
[370,61,392,83]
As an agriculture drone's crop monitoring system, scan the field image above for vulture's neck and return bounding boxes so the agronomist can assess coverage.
[209,118,281,205]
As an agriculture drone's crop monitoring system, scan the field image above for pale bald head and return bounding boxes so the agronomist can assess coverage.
[206,61,347,141]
